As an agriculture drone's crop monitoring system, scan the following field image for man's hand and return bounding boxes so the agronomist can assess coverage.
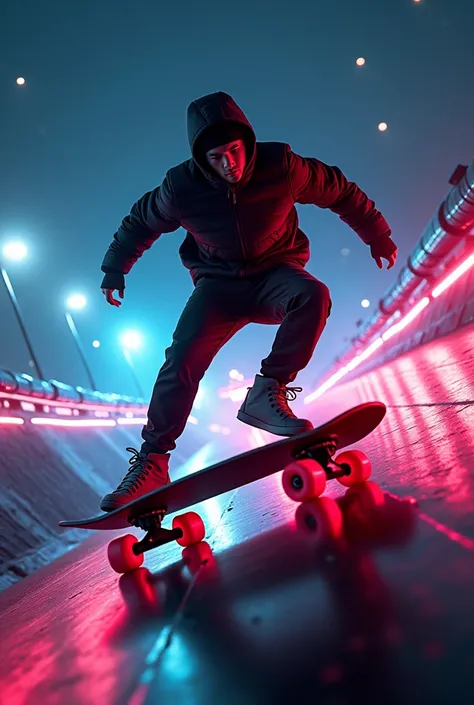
[100,271,126,307]
[374,252,397,270]
[370,236,398,270]
[101,288,124,307]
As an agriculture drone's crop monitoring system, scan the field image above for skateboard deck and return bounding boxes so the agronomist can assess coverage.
[59,401,386,532]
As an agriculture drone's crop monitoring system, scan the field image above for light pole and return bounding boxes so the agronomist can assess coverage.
[120,330,145,398]
[1,240,44,379]
[65,294,97,391]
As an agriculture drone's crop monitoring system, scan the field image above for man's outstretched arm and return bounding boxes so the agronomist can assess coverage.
[287,147,397,269]
[100,173,181,305]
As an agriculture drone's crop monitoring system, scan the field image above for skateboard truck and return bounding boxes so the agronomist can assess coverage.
[129,509,184,555]
[105,508,206,571]
[292,434,351,484]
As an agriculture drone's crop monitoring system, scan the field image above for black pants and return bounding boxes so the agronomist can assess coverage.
[141,264,331,454]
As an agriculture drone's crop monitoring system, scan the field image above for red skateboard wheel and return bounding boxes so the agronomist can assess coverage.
[108,534,144,574]
[282,459,327,501]
[334,449,372,487]
[172,511,206,547]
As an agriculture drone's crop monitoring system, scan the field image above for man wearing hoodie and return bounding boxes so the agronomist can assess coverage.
[99,91,397,512]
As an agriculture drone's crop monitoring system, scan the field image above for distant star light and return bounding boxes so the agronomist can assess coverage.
[16,77,26,86]
[378,122,388,132]
[356,57,366,67]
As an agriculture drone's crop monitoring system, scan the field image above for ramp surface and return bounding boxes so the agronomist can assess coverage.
[1,325,473,705]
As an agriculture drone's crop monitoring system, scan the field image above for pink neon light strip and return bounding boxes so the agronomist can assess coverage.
[0,416,24,425]
[0,390,146,413]
[381,297,430,342]
[30,418,117,427]
[304,296,431,404]
[432,251,474,298]
[116,417,147,425]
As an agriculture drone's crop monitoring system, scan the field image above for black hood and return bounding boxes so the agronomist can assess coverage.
[187,91,257,186]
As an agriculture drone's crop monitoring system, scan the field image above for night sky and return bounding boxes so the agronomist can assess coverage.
[1,0,473,400]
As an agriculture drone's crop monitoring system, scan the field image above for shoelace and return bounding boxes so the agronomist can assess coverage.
[115,447,150,493]
[271,385,303,418]
[281,385,302,401]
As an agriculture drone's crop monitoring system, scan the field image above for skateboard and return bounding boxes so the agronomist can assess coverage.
[59,401,386,574]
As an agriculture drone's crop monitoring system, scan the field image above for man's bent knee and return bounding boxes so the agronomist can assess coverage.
[298,279,331,313]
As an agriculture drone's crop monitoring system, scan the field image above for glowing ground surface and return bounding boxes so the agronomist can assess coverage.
[1,325,473,705]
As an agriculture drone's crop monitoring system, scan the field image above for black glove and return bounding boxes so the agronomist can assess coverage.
[101,271,126,307]
[370,235,398,270]
[100,271,125,291]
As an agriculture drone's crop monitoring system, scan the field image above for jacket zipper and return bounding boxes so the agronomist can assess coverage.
[229,187,247,272]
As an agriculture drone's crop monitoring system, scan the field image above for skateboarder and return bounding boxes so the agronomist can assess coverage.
[99,91,397,512]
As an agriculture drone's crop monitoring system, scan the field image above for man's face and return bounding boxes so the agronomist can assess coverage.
[205,139,246,183]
